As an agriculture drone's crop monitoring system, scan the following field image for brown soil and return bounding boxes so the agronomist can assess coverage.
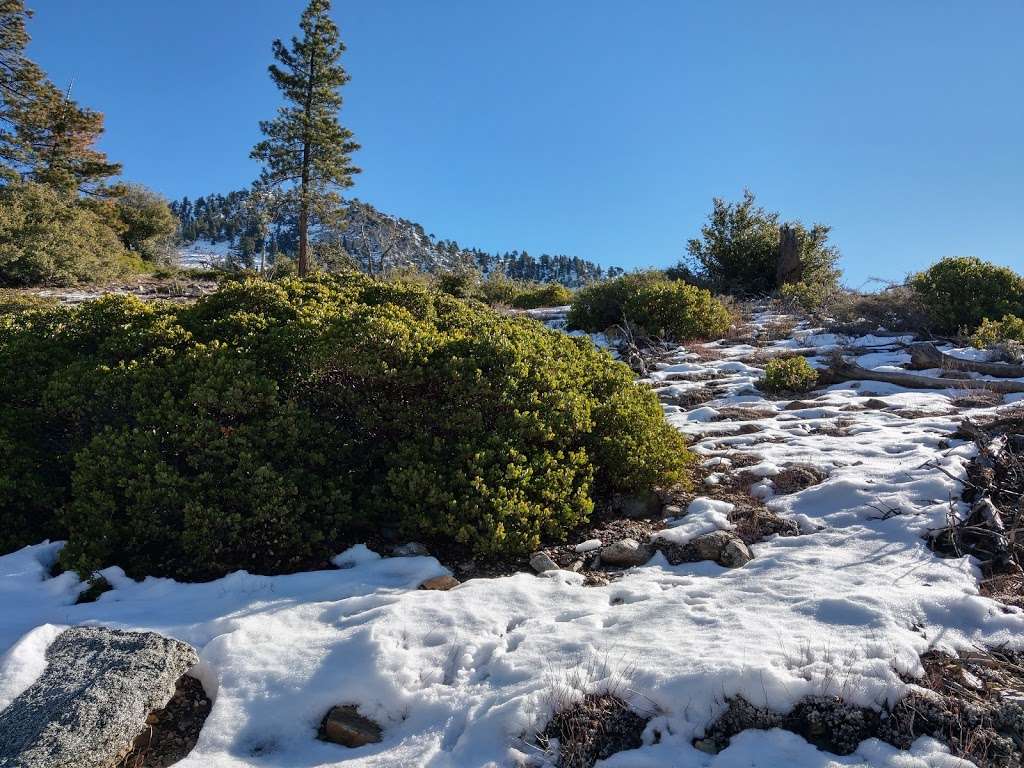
[116,675,212,768]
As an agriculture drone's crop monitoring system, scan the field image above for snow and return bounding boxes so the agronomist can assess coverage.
[1,307,1023,767]
[177,238,233,268]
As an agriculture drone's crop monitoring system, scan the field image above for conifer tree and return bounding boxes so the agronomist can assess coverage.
[251,0,359,276]
[0,0,120,193]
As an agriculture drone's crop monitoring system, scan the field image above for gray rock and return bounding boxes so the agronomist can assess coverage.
[600,539,651,568]
[0,626,198,768]
[691,531,752,568]
[319,705,383,747]
[529,551,560,573]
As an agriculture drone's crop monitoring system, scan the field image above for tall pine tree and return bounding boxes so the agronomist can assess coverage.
[251,0,359,276]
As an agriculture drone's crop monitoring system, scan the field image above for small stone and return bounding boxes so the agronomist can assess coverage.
[719,538,753,568]
[738,424,763,434]
[693,738,720,754]
[529,551,560,573]
[419,575,459,591]
[662,504,684,518]
[319,705,382,748]
[600,538,651,568]
[615,491,662,518]
[691,530,752,567]
[574,538,602,553]
[862,398,890,410]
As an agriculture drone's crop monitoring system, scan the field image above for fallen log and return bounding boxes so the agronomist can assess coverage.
[909,342,1024,379]
[829,357,1024,394]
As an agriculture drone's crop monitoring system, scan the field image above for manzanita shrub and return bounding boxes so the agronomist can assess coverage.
[567,272,732,341]
[0,272,695,579]
[910,257,1024,334]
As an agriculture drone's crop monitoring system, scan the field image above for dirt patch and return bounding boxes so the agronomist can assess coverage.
[711,406,777,422]
[951,389,1005,410]
[657,386,714,408]
[698,649,1024,765]
[772,464,828,495]
[116,675,212,768]
[537,694,649,768]
[933,412,1024,608]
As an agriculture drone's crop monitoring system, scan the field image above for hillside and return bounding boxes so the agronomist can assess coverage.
[171,194,622,286]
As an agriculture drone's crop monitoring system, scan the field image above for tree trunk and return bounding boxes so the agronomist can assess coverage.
[828,356,1024,394]
[776,225,802,286]
[909,342,1024,378]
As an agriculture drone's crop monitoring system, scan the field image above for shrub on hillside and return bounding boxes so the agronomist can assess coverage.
[0,274,695,578]
[0,289,58,316]
[679,190,841,296]
[567,272,732,341]
[972,315,1024,348]
[0,182,145,286]
[910,257,1024,334]
[509,282,574,309]
[760,356,818,394]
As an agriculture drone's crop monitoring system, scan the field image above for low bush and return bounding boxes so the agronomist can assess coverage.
[0,290,58,316]
[760,356,818,394]
[826,285,929,334]
[567,272,732,341]
[910,257,1024,334]
[0,273,695,579]
[509,282,574,309]
[972,314,1024,348]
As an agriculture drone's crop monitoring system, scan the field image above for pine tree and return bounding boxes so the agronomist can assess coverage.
[251,0,359,276]
[0,0,119,193]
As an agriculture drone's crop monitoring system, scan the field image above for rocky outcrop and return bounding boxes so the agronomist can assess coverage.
[0,626,199,768]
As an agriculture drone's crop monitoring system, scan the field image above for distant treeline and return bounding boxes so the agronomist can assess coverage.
[170,192,621,286]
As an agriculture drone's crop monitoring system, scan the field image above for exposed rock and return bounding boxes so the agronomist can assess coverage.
[662,504,685,518]
[529,551,560,573]
[318,705,383,748]
[599,539,651,568]
[419,574,459,591]
[691,531,753,567]
[862,398,891,410]
[738,423,763,434]
[772,464,828,495]
[0,626,198,768]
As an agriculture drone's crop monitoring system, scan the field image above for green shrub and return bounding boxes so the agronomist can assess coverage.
[0,273,695,578]
[0,290,58,316]
[972,314,1024,348]
[509,282,574,309]
[760,356,818,394]
[567,272,732,341]
[779,280,842,313]
[910,257,1024,333]
[0,182,146,286]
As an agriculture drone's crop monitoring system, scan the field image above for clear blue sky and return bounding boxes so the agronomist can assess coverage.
[26,0,1023,284]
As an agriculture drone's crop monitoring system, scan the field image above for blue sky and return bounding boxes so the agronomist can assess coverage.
[27,1,1023,284]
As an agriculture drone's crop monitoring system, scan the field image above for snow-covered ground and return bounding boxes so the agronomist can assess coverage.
[2,309,1023,767]
[177,238,233,268]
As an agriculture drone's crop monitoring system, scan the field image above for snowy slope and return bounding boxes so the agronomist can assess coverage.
[1,309,1022,767]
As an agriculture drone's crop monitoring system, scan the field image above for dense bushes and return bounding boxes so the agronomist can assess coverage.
[0,182,146,286]
[972,314,1024,349]
[0,181,178,286]
[567,272,732,341]
[0,274,694,579]
[910,257,1024,333]
[760,356,818,394]
[509,282,573,309]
